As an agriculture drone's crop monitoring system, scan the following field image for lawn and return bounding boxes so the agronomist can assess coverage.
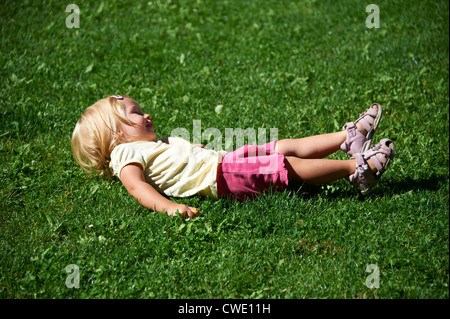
[0,0,448,299]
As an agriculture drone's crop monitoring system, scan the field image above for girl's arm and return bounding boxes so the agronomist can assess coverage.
[120,163,198,218]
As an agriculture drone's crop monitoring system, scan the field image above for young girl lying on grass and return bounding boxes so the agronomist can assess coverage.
[71,95,395,218]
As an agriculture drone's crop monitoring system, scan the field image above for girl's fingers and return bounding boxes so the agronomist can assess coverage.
[190,207,200,216]
[185,207,199,219]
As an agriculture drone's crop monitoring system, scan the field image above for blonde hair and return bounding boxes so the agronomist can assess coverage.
[71,96,134,176]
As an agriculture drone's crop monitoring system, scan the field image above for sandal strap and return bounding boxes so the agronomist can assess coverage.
[362,140,394,173]
[349,153,370,183]
[342,122,358,143]
[367,151,386,172]
[343,121,356,135]
[341,122,365,154]
[341,104,383,156]
[354,152,367,167]
[349,138,395,195]
[355,107,379,133]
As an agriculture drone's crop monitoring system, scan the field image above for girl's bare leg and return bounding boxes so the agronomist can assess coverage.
[275,131,347,159]
[283,156,355,184]
[283,156,377,185]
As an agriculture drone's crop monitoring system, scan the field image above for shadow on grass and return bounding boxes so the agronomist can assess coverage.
[287,174,449,200]
[380,174,449,194]
[127,174,448,215]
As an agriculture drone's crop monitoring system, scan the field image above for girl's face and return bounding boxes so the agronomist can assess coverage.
[120,97,156,143]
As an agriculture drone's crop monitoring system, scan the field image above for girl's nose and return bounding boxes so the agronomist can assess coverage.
[144,114,151,120]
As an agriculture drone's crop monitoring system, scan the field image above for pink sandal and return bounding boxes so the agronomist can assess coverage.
[340,103,383,156]
[349,138,395,195]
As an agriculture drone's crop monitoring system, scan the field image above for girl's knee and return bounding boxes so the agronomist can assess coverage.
[275,139,289,154]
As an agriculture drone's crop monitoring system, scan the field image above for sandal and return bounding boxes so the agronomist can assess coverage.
[349,138,395,195]
[340,103,383,156]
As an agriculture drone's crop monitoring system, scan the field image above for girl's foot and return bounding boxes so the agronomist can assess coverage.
[340,103,383,156]
[349,138,395,195]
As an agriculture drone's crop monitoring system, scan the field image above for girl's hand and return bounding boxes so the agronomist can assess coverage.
[167,203,199,219]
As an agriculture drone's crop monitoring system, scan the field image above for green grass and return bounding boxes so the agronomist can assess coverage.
[1,0,448,299]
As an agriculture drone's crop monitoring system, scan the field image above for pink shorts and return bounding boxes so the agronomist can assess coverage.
[216,140,289,201]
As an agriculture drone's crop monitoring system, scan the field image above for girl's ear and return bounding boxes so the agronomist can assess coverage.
[112,129,127,147]
[115,122,123,135]
[112,126,123,139]
[116,129,125,139]
[115,126,129,143]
